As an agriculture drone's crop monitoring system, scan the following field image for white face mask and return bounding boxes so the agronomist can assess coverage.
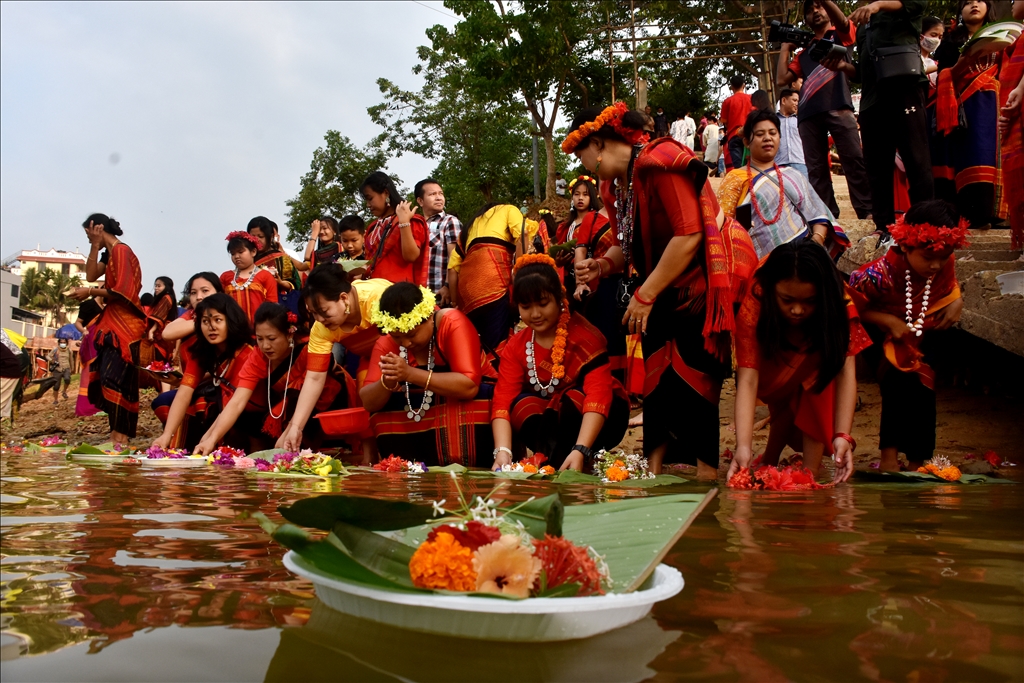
[920,35,941,53]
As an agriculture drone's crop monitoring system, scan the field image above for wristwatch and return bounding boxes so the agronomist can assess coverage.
[571,444,593,459]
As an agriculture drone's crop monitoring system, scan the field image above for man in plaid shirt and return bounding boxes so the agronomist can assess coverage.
[415,178,461,306]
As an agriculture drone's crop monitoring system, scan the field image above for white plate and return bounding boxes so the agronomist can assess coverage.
[139,458,208,468]
[283,550,684,642]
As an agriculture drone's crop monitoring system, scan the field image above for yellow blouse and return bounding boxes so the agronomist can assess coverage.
[307,278,393,357]
[448,205,538,272]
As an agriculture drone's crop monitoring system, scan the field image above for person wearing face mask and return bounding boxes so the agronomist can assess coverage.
[360,283,494,467]
[45,339,73,404]
[276,264,392,453]
[151,294,257,451]
[193,303,351,455]
[919,16,944,87]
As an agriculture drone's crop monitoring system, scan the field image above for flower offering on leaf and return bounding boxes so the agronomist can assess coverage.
[499,454,556,476]
[473,535,542,598]
[409,532,478,591]
[917,455,961,481]
[40,435,66,447]
[262,450,344,477]
[145,445,189,459]
[727,461,834,490]
[593,449,654,483]
[373,455,426,473]
[145,360,175,373]
[532,535,607,596]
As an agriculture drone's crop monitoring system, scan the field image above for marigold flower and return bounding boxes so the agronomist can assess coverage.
[409,532,477,591]
[473,535,542,598]
[540,465,556,475]
[605,465,629,482]
[523,463,538,473]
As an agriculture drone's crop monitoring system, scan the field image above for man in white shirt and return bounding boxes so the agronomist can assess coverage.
[775,88,807,177]
[671,111,697,149]
[702,115,721,176]
[554,172,567,197]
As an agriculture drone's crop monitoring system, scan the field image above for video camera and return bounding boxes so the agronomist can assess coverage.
[768,20,849,62]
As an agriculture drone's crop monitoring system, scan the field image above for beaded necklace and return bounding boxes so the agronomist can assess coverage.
[904,270,933,336]
[748,162,785,225]
[399,339,434,421]
[233,266,258,290]
[267,344,295,420]
[525,308,570,397]
[612,145,643,271]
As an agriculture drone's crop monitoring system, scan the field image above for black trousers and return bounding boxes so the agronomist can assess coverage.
[859,78,934,232]
[878,365,936,463]
[798,109,873,219]
[728,135,745,170]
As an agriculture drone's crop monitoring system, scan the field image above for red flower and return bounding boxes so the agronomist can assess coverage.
[373,455,407,472]
[522,453,548,468]
[287,312,298,324]
[532,535,605,596]
[983,451,1001,467]
[427,521,501,551]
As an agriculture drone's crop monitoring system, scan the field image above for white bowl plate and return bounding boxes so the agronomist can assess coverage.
[69,453,133,463]
[283,550,684,642]
[139,458,208,468]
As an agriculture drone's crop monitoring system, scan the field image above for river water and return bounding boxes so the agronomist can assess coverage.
[2,451,1022,682]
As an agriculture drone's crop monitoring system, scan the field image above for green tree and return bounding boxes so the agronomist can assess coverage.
[283,132,393,247]
[18,267,81,326]
[370,51,535,220]
[435,0,604,198]
[18,267,47,308]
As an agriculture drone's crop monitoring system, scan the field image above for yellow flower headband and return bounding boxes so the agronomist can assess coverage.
[370,286,436,334]
[567,175,596,191]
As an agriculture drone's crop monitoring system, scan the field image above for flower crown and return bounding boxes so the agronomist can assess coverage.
[370,286,436,334]
[514,252,557,273]
[888,215,970,252]
[560,102,650,154]
[568,175,597,191]
[538,208,552,216]
[226,231,261,248]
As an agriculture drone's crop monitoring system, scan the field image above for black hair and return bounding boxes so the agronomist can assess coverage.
[946,1,991,47]
[460,203,499,250]
[730,74,746,90]
[755,240,849,393]
[360,171,402,209]
[379,281,428,318]
[82,213,123,236]
[780,87,798,100]
[903,199,961,229]
[802,0,821,17]
[338,214,366,235]
[227,235,258,254]
[743,109,781,142]
[922,16,944,33]
[247,216,280,251]
[317,216,339,233]
[567,176,602,223]
[303,262,352,306]
[539,213,559,240]
[154,276,178,321]
[414,178,442,200]
[254,302,291,335]
[567,106,649,153]
[185,271,224,303]
[751,89,771,112]
[191,293,252,374]
[512,263,564,307]
[707,114,718,122]
[140,292,154,307]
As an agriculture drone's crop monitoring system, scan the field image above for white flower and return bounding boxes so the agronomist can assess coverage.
[431,499,448,517]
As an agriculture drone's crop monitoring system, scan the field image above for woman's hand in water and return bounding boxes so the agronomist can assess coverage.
[150,434,172,451]
[194,438,217,457]
[726,445,753,482]
[276,423,303,452]
[832,438,854,483]
[395,200,417,225]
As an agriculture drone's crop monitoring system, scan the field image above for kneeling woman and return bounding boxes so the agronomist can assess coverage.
[151,294,258,451]
[194,303,352,455]
[360,283,494,466]
[491,255,629,471]
[276,264,391,451]
[728,241,870,483]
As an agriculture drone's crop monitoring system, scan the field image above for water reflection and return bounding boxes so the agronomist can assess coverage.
[1,450,1022,682]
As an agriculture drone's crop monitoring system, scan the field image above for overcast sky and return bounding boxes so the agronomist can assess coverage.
[0,1,456,296]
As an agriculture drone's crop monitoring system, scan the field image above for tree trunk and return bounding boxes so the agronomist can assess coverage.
[543,133,557,200]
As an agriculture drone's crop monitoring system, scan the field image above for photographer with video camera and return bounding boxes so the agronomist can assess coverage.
[775,0,872,221]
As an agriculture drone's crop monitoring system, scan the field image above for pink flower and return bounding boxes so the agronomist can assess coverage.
[234,457,256,469]
[473,535,542,599]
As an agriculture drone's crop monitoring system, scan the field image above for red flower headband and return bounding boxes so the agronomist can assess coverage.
[286,312,298,324]
[226,230,261,248]
[888,215,970,252]
[560,102,650,154]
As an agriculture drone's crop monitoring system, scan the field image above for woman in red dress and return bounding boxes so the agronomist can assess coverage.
[360,172,428,285]
[69,213,147,444]
[729,240,868,483]
[194,303,352,454]
[151,294,257,451]
[361,282,494,466]
[562,103,757,478]
[491,256,628,472]
[220,231,278,324]
[247,216,303,308]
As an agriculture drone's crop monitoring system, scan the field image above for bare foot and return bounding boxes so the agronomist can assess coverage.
[752,415,771,431]
[628,412,644,427]
[696,459,718,481]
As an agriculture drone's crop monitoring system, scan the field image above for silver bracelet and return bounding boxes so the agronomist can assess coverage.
[492,446,513,458]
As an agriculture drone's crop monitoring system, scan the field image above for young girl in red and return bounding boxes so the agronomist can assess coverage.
[849,200,968,471]
[220,231,278,324]
[729,240,870,483]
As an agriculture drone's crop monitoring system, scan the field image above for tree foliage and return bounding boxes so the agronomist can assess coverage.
[18,267,82,326]
[283,132,394,247]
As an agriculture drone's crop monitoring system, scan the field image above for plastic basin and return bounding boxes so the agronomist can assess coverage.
[314,408,370,435]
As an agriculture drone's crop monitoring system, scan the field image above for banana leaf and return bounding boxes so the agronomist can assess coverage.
[339,260,368,273]
[854,470,1015,484]
[547,240,577,257]
[552,470,689,488]
[250,448,288,461]
[254,513,423,594]
[330,521,416,587]
[503,494,563,539]
[68,443,105,455]
[280,494,436,532]
[427,463,468,474]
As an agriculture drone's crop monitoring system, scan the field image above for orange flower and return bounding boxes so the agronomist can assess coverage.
[605,465,629,482]
[514,253,557,271]
[473,535,542,598]
[552,336,567,349]
[409,532,477,591]
[613,459,625,468]
[523,463,538,473]
[551,366,566,379]
[922,463,961,481]
[540,465,556,475]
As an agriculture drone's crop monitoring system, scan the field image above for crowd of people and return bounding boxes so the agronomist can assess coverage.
[13,0,1017,483]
